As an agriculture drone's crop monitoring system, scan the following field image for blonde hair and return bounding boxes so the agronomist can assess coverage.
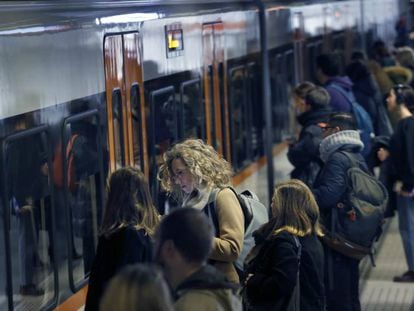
[100,167,160,237]
[100,264,173,311]
[271,179,323,237]
[158,139,233,195]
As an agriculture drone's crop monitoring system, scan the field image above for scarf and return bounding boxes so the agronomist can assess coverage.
[319,130,364,162]
[182,185,214,210]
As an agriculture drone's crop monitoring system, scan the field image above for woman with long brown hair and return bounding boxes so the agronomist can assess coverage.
[85,167,160,311]
[243,179,325,311]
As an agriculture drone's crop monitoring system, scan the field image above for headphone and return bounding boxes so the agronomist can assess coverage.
[394,84,407,105]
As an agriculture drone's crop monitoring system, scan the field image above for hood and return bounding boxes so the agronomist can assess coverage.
[326,76,353,91]
[319,130,364,162]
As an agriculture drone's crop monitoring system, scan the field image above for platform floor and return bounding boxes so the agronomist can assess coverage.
[360,216,414,311]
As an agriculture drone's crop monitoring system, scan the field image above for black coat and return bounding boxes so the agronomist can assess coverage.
[390,116,414,192]
[287,107,331,187]
[245,224,325,311]
[85,226,153,311]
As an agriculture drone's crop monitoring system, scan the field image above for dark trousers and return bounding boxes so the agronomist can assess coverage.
[325,249,361,311]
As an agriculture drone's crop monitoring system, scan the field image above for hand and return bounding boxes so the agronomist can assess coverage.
[399,190,413,198]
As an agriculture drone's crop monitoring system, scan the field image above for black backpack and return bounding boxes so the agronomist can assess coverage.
[322,151,388,262]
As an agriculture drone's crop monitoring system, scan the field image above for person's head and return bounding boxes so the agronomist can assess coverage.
[395,47,414,69]
[270,179,323,237]
[158,139,233,196]
[320,112,357,138]
[100,167,160,236]
[316,53,342,83]
[387,84,414,113]
[345,60,371,83]
[293,82,315,113]
[155,207,213,287]
[351,50,366,62]
[100,264,173,311]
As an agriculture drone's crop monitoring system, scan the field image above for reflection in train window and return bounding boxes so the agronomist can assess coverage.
[3,126,56,310]
[64,112,105,292]
[180,79,205,140]
[229,66,249,170]
[130,83,144,172]
[111,89,125,169]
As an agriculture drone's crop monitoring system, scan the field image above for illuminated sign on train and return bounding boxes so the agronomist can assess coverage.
[165,23,184,58]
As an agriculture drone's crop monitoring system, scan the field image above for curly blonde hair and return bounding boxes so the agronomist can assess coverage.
[158,139,233,195]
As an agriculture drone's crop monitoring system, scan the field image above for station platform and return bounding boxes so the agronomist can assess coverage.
[360,216,414,311]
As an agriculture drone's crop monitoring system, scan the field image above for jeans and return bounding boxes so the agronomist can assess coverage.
[397,195,414,271]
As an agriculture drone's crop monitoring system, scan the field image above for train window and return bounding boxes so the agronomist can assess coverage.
[111,88,125,169]
[62,109,106,292]
[2,124,58,310]
[229,66,249,170]
[179,78,205,140]
[247,63,263,158]
[149,86,177,212]
[130,83,144,172]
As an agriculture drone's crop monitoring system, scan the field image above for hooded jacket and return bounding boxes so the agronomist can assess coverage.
[287,106,331,186]
[312,130,365,223]
[174,265,242,311]
[324,76,354,112]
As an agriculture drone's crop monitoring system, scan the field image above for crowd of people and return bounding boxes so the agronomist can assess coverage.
[80,37,414,311]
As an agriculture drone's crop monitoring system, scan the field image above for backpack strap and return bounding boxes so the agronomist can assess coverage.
[288,236,301,310]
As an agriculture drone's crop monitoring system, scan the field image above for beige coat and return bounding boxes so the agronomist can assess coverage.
[209,188,244,284]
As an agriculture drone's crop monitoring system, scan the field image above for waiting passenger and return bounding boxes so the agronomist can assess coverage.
[155,207,242,311]
[386,84,414,130]
[100,264,173,311]
[243,179,325,311]
[312,112,366,311]
[158,139,244,284]
[388,87,414,282]
[288,83,331,187]
[315,52,352,113]
[85,167,160,311]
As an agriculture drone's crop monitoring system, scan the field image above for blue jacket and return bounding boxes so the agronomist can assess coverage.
[324,76,353,113]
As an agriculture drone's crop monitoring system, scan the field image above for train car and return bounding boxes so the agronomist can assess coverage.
[0,0,399,310]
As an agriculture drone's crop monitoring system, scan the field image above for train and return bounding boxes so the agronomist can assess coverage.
[0,0,401,310]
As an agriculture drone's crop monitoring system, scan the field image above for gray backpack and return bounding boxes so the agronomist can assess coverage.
[204,187,269,275]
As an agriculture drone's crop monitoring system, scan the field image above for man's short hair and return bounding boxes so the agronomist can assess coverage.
[157,207,213,264]
[327,112,357,131]
[305,86,330,108]
[316,53,342,77]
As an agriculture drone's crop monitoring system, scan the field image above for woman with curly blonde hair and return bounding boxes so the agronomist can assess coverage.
[85,167,160,311]
[159,139,244,284]
[244,179,325,310]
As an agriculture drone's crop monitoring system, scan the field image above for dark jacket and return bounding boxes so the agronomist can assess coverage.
[324,76,353,113]
[244,223,325,311]
[313,135,365,224]
[288,106,331,187]
[85,227,153,311]
[390,116,414,192]
[175,265,242,311]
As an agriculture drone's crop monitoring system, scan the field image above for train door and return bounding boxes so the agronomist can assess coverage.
[202,23,230,159]
[104,32,148,176]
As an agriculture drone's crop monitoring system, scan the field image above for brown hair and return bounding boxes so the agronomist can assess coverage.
[270,179,323,237]
[100,167,159,237]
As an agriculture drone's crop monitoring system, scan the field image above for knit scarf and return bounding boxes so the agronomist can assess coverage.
[319,130,364,162]
[182,184,214,210]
